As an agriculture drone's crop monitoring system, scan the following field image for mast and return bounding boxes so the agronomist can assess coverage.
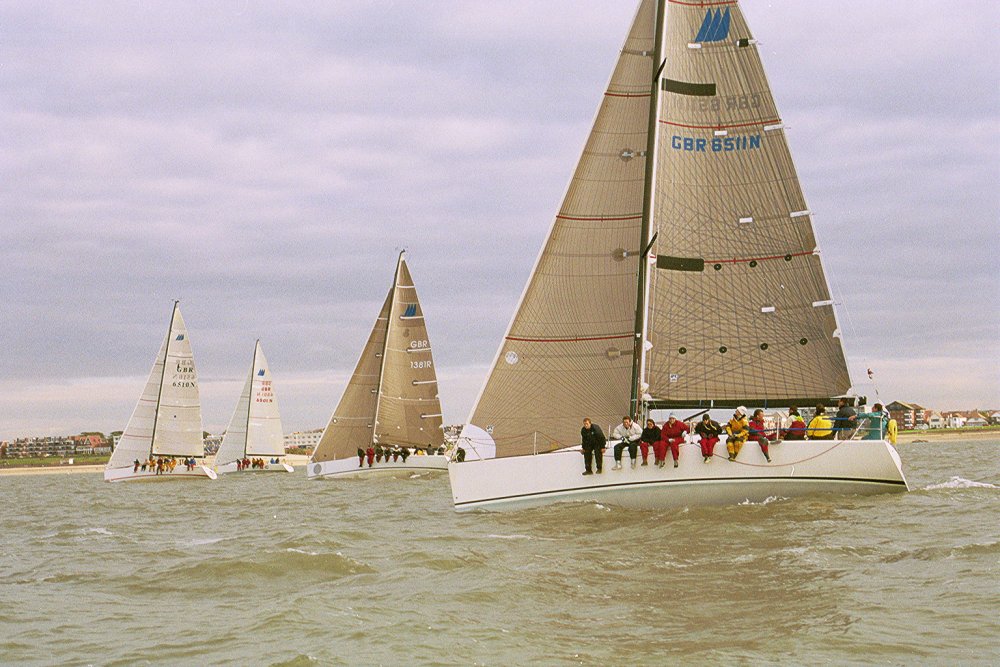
[629,0,667,418]
[242,340,258,458]
[148,300,178,459]
[372,251,405,443]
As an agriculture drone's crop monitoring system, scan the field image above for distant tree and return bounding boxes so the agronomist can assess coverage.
[0,443,7,458]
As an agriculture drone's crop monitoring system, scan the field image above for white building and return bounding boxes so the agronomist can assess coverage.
[284,429,323,451]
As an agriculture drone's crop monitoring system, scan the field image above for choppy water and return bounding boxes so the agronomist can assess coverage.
[2,440,998,666]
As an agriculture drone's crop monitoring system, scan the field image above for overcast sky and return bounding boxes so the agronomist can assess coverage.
[1,1,997,440]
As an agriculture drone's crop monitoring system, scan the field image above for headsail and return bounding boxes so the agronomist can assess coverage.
[107,328,169,469]
[311,291,392,463]
[374,256,444,449]
[465,0,659,458]
[217,341,284,464]
[646,2,850,407]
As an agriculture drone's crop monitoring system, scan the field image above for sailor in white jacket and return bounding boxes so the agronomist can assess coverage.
[611,417,643,470]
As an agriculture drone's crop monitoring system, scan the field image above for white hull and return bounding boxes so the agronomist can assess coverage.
[308,455,449,480]
[215,461,294,474]
[448,439,907,512]
[104,464,217,483]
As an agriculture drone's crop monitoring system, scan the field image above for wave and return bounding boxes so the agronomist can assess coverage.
[738,495,787,505]
[924,476,998,490]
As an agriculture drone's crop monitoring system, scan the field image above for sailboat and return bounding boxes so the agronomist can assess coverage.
[214,341,293,474]
[308,252,448,479]
[449,0,907,511]
[105,301,217,482]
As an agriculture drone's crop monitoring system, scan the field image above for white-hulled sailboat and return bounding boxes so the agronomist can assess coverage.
[449,0,907,511]
[105,301,216,482]
[215,341,293,474]
[308,252,448,479]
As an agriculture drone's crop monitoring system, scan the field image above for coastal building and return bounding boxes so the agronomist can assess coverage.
[284,429,322,451]
[925,411,945,429]
[886,402,927,430]
[204,433,224,454]
[7,436,76,458]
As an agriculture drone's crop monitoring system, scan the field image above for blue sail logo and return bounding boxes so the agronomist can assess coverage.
[403,304,417,317]
[175,334,185,341]
[257,369,265,376]
[694,7,731,43]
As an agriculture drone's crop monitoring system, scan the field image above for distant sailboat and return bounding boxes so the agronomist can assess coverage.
[449,0,907,510]
[105,301,216,482]
[215,341,293,474]
[308,252,448,479]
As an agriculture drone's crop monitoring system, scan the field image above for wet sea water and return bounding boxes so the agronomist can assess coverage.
[1,440,998,666]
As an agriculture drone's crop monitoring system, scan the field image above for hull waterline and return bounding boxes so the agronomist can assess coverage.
[104,464,217,483]
[448,439,907,512]
[308,455,449,480]
[215,462,294,474]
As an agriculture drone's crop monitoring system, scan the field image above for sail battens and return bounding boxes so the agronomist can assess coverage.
[670,0,736,6]
[705,250,814,265]
[604,91,652,99]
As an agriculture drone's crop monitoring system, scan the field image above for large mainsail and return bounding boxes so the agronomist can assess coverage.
[466,0,658,458]
[216,341,285,465]
[108,302,204,468]
[374,257,443,449]
[645,3,850,406]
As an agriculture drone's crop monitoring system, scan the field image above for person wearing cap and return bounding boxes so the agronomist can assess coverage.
[748,409,773,462]
[580,417,606,475]
[611,416,643,470]
[639,418,660,466]
[807,404,834,440]
[725,407,750,461]
[656,414,689,468]
[694,413,723,462]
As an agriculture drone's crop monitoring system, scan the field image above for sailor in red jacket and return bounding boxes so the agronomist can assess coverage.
[748,409,773,463]
[656,414,689,468]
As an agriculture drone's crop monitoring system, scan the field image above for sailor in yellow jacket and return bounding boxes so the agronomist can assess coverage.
[725,406,749,461]
[807,404,834,440]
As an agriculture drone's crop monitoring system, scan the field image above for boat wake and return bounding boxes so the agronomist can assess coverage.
[738,495,787,506]
[923,476,997,490]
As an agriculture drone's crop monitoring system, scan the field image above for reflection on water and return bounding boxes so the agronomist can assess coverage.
[1,440,998,664]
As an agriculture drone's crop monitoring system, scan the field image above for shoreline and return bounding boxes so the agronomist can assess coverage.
[0,454,312,477]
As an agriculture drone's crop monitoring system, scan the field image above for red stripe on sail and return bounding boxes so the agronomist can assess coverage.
[505,334,633,343]
[660,118,781,130]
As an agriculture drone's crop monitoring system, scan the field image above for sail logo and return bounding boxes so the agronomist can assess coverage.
[402,304,417,317]
[694,8,731,43]
[671,134,761,153]
[257,369,265,376]
[175,334,185,341]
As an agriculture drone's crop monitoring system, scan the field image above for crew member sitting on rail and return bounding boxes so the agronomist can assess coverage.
[694,414,722,463]
[748,409,773,463]
[639,419,660,466]
[725,407,750,461]
[657,414,689,468]
[611,416,642,470]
